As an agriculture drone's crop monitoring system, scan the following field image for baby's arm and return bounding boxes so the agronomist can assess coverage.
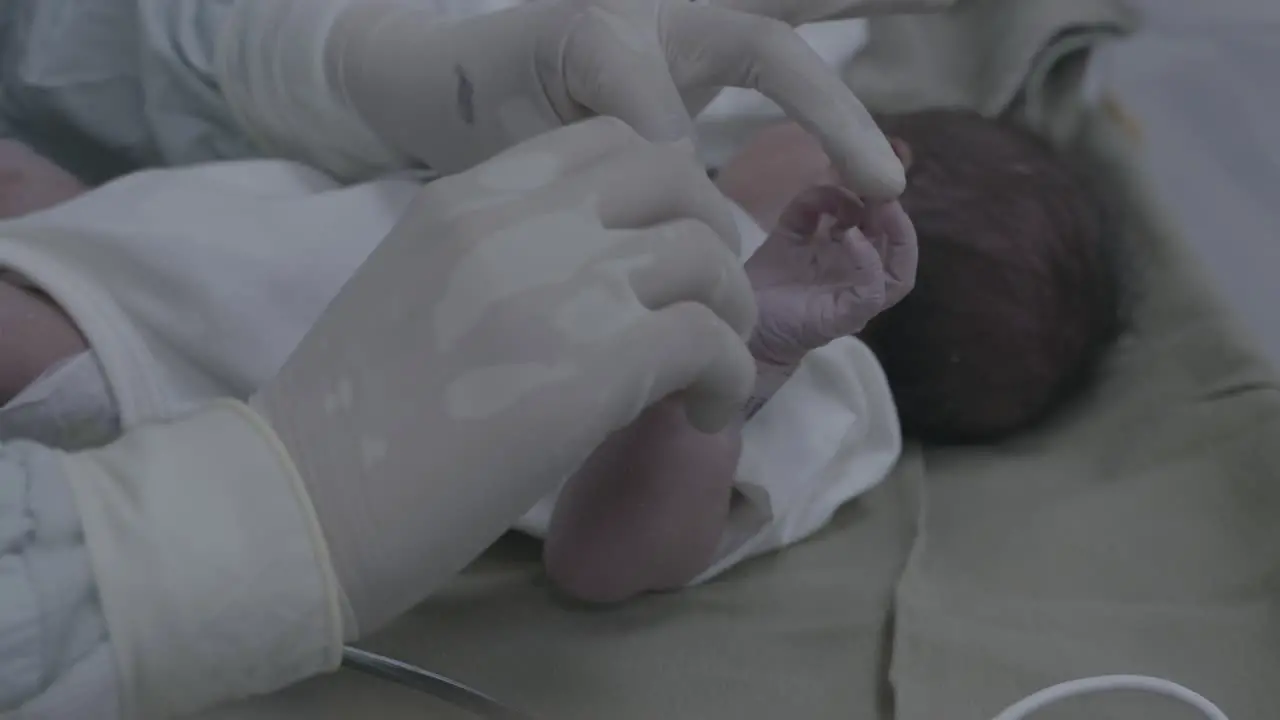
[0,277,89,404]
[0,142,90,404]
[543,358,790,605]
[544,185,912,604]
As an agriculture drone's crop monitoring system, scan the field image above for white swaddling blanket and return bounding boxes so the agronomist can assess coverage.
[0,157,900,583]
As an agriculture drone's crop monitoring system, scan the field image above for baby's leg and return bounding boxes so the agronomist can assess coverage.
[543,396,741,604]
[544,178,893,603]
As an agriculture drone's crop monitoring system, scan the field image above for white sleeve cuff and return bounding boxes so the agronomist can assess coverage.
[61,400,344,719]
[215,0,410,182]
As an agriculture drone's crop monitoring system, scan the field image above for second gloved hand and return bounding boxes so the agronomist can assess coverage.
[249,118,758,639]
[325,0,908,199]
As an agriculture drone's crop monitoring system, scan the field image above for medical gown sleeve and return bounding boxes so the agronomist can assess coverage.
[0,0,260,181]
[0,0,510,182]
[1,402,346,719]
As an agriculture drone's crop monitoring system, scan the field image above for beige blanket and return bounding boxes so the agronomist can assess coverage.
[204,1,1280,718]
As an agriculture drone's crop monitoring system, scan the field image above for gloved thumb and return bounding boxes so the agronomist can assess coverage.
[622,302,757,433]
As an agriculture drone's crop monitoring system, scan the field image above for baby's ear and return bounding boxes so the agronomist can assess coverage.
[888,137,913,172]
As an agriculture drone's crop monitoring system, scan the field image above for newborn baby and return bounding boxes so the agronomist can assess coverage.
[718,109,1119,444]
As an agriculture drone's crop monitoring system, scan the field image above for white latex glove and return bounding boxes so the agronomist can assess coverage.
[327,0,911,199]
[249,117,758,638]
[710,0,956,27]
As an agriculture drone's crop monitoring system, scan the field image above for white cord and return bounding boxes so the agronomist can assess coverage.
[992,675,1229,720]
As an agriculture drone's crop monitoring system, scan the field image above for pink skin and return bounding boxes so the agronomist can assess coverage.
[545,180,917,604]
[0,142,89,404]
[0,140,87,219]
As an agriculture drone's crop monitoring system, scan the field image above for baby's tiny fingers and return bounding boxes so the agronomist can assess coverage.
[828,235,889,334]
[867,200,918,306]
[776,184,865,239]
[828,279,888,336]
[836,229,885,288]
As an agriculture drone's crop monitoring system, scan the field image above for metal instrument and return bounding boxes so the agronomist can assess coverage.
[342,646,536,719]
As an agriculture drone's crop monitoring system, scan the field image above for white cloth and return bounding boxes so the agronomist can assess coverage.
[0,158,900,590]
[0,0,259,182]
[0,351,119,450]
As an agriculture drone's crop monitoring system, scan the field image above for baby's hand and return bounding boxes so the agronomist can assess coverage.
[744,184,917,367]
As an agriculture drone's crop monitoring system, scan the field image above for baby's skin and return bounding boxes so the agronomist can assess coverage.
[0,139,918,602]
[545,183,917,603]
[0,140,87,219]
[0,141,89,403]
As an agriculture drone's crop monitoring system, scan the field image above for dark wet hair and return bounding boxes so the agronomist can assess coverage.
[860,109,1120,444]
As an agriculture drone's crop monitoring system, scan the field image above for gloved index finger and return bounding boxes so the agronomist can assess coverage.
[868,200,918,306]
[668,3,905,199]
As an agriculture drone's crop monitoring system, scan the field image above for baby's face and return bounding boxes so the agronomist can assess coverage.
[0,140,87,220]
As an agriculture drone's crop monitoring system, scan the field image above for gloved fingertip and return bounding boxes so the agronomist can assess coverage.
[846,156,906,200]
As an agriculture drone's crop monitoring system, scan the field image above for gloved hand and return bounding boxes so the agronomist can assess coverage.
[249,117,758,638]
[745,184,916,368]
[710,0,956,27]
[327,0,911,199]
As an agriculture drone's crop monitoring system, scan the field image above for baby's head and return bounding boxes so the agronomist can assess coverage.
[860,109,1119,443]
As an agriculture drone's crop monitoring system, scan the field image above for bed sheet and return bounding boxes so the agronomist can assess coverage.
[1087,2,1280,367]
